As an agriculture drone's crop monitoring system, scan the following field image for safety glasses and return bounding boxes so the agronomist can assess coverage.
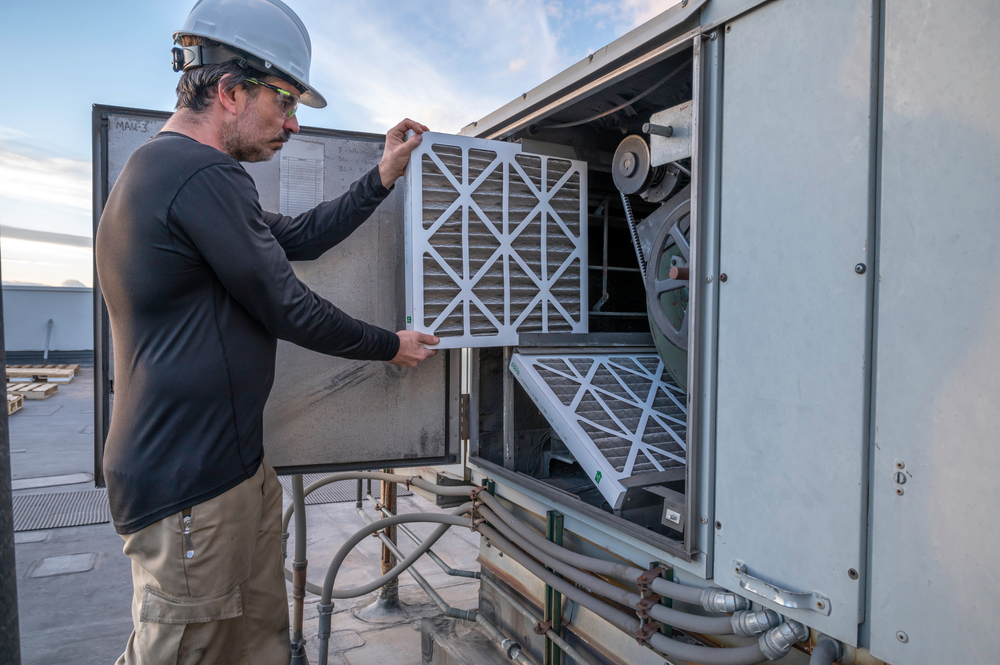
[245,77,299,119]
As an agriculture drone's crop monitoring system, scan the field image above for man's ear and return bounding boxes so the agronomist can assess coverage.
[217,74,242,116]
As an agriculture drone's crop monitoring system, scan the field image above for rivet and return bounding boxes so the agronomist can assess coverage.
[725,25,732,33]
[895,487,905,496]
[701,515,708,524]
[709,31,718,41]
[719,273,728,282]
[895,460,905,470]
[705,275,713,283]
[715,521,722,530]
[848,568,859,580]
[855,263,867,274]
[896,631,908,643]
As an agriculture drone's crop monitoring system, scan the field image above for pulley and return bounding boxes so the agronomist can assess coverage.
[612,135,653,195]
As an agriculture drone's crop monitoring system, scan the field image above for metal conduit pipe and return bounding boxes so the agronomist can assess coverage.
[478,505,735,636]
[355,504,476,621]
[317,510,475,665]
[478,523,792,665]
[475,612,539,665]
[290,475,309,664]
[480,575,600,665]
[366,492,481,579]
[280,473,477,594]
[809,635,844,665]
[476,491,750,613]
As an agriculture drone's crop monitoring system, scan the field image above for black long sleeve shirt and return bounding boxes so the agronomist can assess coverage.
[96,131,400,534]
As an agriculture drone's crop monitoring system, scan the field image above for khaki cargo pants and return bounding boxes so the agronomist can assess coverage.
[116,456,290,665]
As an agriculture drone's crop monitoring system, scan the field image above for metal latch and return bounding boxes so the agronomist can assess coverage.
[732,561,831,616]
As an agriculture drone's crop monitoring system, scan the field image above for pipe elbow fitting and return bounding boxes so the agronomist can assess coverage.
[810,635,844,665]
[700,587,751,613]
[758,619,809,661]
[731,609,782,637]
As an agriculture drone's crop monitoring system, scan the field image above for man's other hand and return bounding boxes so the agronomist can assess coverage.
[390,330,440,367]
[378,118,430,189]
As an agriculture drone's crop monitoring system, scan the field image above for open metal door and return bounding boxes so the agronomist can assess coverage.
[92,105,458,482]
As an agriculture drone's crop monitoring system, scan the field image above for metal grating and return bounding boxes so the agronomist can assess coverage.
[12,489,111,532]
[278,474,412,505]
[405,132,588,348]
[510,353,686,510]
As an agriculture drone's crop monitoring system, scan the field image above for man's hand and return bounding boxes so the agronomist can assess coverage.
[378,118,430,189]
[390,330,440,367]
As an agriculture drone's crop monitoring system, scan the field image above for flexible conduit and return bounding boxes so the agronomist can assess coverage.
[477,524,767,665]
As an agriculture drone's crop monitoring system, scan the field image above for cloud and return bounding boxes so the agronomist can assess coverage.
[294,0,567,133]
[0,149,90,213]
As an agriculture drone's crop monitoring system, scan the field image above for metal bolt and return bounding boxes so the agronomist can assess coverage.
[896,631,908,644]
[709,31,718,41]
[715,521,722,530]
[588,53,594,63]
[719,273,728,282]
[522,92,527,100]
[726,25,732,33]
[855,263,867,274]
[701,516,708,524]
[895,487,905,496]
[895,460,905,470]
[706,275,713,283]
[894,471,907,485]
[848,568,859,580]
[681,0,688,6]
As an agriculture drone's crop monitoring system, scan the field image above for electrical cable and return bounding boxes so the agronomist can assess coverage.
[534,59,691,131]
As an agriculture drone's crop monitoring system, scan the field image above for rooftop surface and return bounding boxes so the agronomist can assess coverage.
[9,367,481,664]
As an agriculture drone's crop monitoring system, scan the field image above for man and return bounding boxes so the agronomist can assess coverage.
[95,0,438,662]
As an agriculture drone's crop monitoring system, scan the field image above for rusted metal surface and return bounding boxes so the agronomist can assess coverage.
[378,473,398,606]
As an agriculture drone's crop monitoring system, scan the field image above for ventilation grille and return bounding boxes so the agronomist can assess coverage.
[405,133,588,348]
[510,353,687,509]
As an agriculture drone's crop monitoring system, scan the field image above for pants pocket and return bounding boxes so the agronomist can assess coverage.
[140,584,243,624]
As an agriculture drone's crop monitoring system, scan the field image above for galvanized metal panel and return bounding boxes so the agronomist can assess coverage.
[870,2,1000,663]
[96,109,456,475]
[712,0,875,643]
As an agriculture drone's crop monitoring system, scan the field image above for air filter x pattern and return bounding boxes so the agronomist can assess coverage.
[405,132,588,348]
[510,353,686,510]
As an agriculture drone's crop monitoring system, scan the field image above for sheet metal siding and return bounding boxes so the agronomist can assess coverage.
[97,111,455,474]
[712,0,875,644]
[870,1,1000,662]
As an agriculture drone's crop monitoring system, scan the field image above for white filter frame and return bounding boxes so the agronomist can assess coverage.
[510,352,687,510]
[404,132,588,348]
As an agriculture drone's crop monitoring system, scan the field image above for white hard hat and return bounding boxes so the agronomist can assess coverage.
[172,0,326,109]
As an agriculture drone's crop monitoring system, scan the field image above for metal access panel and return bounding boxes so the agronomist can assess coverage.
[711,0,875,644]
[510,353,686,510]
[404,132,588,348]
[869,2,1000,663]
[93,106,457,479]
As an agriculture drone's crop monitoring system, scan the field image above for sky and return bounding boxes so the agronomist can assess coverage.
[0,0,679,287]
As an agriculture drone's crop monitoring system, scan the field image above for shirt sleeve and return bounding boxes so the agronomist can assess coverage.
[166,163,400,361]
[263,165,392,261]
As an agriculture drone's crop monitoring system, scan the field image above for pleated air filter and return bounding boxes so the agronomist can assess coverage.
[404,133,588,348]
[510,353,687,510]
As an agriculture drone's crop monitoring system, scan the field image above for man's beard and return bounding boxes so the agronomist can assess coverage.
[222,103,291,163]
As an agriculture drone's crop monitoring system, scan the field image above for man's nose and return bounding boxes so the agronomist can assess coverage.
[285,115,300,134]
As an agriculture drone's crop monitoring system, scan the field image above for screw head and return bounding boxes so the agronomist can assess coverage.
[701,516,708,524]
[855,263,867,274]
[681,0,688,6]
[709,31,718,41]
[715,520,723,530]
[719,273,728,282]
[706,275,713,283]
[896,631,908,643]
[848,568,859,580]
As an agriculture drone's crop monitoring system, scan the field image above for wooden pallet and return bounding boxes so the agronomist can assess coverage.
[7,383,59,400]
[7,393,23,416]
[5,364,78,383]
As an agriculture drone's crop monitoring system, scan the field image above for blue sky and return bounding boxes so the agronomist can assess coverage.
[0,0,677,287]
